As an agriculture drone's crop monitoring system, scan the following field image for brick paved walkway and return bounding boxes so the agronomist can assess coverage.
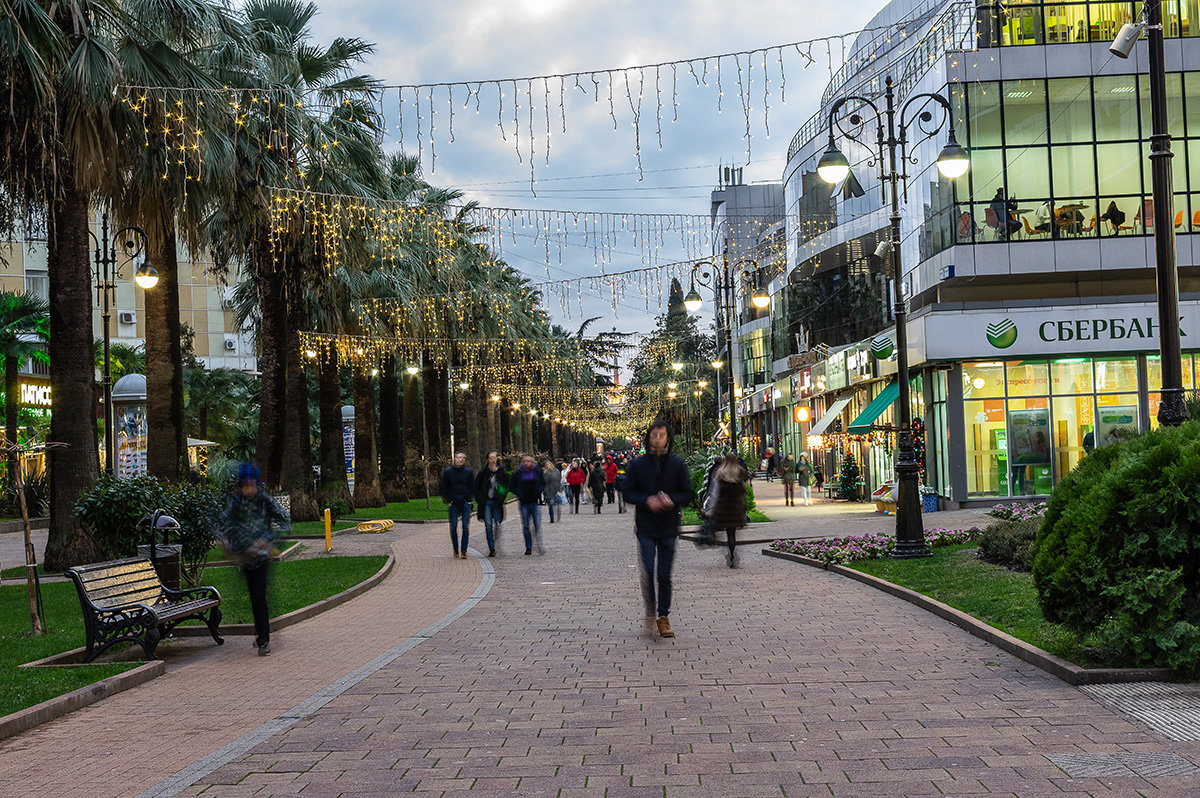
[3,499,1199,796]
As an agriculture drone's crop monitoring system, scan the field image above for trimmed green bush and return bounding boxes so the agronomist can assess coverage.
[977,518,1038,572]
[1032,421,1200,676]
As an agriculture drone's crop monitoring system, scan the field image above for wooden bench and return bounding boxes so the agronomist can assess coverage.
[66,557,223,663]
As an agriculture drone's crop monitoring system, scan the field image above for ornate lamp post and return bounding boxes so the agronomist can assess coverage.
[817,75,969,558]
[1109,4,1190,425]
[90,213,159,476]
[684,257,761,453]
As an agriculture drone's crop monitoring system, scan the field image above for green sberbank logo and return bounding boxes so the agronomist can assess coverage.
[869,337,894,359]
[986,319,1018,349]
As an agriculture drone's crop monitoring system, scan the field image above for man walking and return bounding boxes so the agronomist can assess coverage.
[508,454,546,555]
[440,451,475,559]
[622,420,694,639]
[474,451,508,557]
[604,455,618,504]
[542,459,561,524]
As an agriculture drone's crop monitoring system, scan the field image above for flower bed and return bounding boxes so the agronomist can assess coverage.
[986,501,1048,522]
[769,527,982,565]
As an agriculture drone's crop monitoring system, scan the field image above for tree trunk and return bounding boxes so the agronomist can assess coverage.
[378,355,404,501]
[6,353,18,490]
[485,396,498,456]
[500,402,512,455]
[145,209,185,482]
[401,368,422,496]
[45,182,102,570]
[254,235,286,487]
[421,358,444,461]
[352,370,384,507]
[317,346,351,508]
[281,317,318,521]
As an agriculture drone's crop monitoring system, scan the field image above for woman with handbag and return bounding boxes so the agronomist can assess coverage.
[709,453,750,568]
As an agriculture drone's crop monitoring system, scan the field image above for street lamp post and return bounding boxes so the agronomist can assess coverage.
[685,257,760,454]
[1109,3,1190,425]
[90,212,159,476]
[818,75,969,558]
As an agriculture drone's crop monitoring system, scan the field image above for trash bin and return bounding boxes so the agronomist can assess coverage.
[138,543,183,590]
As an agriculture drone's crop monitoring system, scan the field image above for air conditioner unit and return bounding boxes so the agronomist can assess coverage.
[223,339,237,351]
[220,297,235,310]
[118,311,136,325]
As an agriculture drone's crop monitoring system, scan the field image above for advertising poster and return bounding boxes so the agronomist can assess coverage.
[1008,409,1050,464]
[1096,405,1137,448]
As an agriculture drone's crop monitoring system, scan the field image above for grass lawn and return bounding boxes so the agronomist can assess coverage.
[848,544,1104,667]
[0,554,386,718]
[681,507,770,526]
[288,498,451,535]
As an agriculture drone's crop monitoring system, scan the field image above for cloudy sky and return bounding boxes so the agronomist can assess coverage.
[310,0,892,340]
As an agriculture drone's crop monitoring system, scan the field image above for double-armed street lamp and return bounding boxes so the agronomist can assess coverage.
[1109,4,1190,425]
[91,213,159,476]
[683,258,769,452]
[817,74,969,558]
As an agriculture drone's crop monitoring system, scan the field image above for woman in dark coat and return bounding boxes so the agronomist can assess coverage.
[588,461,607,513]
[709,453,750,568]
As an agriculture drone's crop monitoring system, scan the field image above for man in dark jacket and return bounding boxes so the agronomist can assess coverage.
[508,454,546,555]
[440,451,475,559]
[622,420,694,639]
[474,451,508,557]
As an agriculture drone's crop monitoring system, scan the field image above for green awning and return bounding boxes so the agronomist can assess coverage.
[848,381,900,434]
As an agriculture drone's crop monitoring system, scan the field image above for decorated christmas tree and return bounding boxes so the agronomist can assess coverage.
[838,450,861,501]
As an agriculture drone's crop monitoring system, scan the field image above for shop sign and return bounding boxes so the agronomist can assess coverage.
[847,344,872,384]
[20,381,51,408]
[794,405,811,424]
[792,368,813,399]
[923,303,1198,360]
[826,350,848,390]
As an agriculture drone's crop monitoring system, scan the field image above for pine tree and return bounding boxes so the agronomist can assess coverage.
[838,450,861,501]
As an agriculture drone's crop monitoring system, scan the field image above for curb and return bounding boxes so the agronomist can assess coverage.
[0,660,165,742]
[174,553,394,637]
[762,548,1175,686]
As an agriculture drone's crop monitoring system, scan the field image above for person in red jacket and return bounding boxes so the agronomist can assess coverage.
[604,456,619,504]
[565,459,587,514]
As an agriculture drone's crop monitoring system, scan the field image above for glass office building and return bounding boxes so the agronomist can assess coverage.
[776,0,1200,505]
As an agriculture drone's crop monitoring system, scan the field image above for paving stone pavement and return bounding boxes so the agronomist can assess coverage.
[3,496,1198,797]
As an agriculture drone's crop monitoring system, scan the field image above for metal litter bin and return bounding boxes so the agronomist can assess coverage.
[138,543,183,590]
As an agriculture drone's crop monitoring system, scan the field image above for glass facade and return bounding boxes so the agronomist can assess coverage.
[956,73,1200,244]
[977,1,1200,47]
[962,357,1148,497]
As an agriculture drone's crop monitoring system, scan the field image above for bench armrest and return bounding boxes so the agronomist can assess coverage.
[163,584,221,603]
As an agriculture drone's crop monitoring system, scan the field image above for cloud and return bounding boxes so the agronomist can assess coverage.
[309,0,891,340]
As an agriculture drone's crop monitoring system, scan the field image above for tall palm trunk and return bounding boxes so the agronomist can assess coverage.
[401,369,422,496]
[500,402,512,454]
[317,346,350,508]
[485,397,498,455]
[352,370,384,507]
[421,359,444,460]
[45,183,102,570]
[145,209,185,481]
[255,237,287,486]
[378,355,404,501]
[6,353,19,489]
[282,318,318,520]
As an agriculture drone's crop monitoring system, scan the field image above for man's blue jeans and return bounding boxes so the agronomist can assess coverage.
[636,532,677,617]
[519,503,542,553]
[448,501,470,553]
[484,501,503,551]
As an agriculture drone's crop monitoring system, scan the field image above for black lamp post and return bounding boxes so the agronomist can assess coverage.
[1109,2,1190,425]
[90,212,159,476]
[817,75,969,558]
[685,257,762,453]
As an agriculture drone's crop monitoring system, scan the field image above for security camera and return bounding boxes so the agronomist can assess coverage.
[1110,22,1145,58]
[874,241,893,258]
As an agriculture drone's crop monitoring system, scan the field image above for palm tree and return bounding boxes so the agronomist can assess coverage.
[0,292,50,486]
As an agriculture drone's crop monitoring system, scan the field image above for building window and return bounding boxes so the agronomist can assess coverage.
[24,271,48,303]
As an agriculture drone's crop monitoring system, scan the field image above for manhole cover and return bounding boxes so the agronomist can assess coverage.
[1048,752,1200,778]
[1082,681,1200,741]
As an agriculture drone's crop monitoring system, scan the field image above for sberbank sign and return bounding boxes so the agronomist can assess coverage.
[1036,316,1182,344]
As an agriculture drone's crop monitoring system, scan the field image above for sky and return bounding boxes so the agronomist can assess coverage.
[308,0,893,346]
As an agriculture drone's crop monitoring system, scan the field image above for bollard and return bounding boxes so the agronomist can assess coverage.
[324,508,332,552]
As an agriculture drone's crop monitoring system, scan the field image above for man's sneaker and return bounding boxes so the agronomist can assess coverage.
[257,642,271,656]
[656,617,674,638]
[525,549,532,555]
[488,549,496,557]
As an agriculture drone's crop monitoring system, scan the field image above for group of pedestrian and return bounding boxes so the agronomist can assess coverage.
[563,454,627,514]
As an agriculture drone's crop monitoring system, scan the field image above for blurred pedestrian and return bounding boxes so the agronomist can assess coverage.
[796,453,814,506]
[709,453,749,568]
[440,451,475,559]
[622,421,694,638]
[566,459,586,514]
[588,460,607,513]
[542,459,561,523]
[474,451,508,557]
[508,454,546,555]
[220,462,290,656]
[780,453,797,506]
[604,456,618,504]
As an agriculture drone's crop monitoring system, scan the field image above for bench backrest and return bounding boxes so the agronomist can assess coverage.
[67,557,167,609]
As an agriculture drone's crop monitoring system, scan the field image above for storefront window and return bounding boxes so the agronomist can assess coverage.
[1095,358,1138,391]
[964,398,1007,496]
[1052,395,1094,478]
[1094,74,1140,141]
[963,361,1005,397]
[1146,355,1197,390]
[1006,360,1050,397]
[1051,358,1094,393]
[1007,397,1052,496]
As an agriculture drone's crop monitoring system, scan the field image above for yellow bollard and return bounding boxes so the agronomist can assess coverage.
[324,508,332,552]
